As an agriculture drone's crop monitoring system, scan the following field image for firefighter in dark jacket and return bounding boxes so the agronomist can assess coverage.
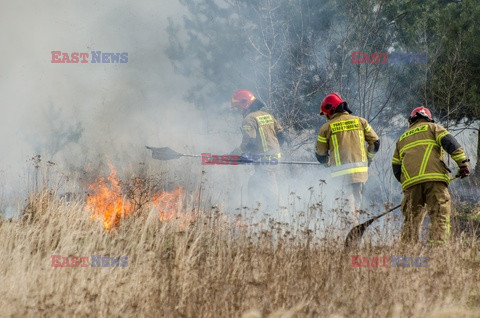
[315,93,380,224]
[231,89,286,210]
[392,106,470,244]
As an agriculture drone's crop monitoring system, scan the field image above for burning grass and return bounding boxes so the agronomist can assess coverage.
[1,175,480,317]
[86,164,188,230]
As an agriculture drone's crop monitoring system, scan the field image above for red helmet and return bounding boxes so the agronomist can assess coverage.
[231,89,256,111]
[320,93,344,116]
[409,106,433,123]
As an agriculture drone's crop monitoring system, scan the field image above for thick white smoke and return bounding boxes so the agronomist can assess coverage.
[0,1,210,212]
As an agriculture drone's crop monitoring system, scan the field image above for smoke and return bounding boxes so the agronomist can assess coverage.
[2,0,475,230]
[0,0,361,222]
[0,0,263,220]
[0,1,209,208]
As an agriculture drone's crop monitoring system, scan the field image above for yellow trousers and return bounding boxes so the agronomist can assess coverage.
[401,181,451,244]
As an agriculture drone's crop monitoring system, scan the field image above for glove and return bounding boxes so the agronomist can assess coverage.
[457,166,470,178]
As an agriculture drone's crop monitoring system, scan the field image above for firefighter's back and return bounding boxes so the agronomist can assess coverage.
[395,120,450,189]
[243,110,281,155]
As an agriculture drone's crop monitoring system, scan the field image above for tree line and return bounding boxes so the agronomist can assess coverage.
[166,0,480,176]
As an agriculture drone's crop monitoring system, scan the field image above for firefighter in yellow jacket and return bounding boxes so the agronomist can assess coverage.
[392,106,470,244]
[231,89,286,209]
[315,93,380,221]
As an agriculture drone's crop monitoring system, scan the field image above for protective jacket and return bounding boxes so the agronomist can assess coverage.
[316,112,379,183]
[392,119,468,190]
[240,110,283,155]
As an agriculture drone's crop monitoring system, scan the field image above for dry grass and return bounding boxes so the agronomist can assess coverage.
[0,189,479,318]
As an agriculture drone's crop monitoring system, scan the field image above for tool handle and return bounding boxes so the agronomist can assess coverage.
[373,204,401,221]
[278,161,321,165]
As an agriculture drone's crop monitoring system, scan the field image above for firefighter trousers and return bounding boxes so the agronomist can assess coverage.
[342,182,364,225]
[400,181,451,244]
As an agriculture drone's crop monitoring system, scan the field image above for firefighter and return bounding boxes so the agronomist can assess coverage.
[392,106,470,244]
[231,89,286,210]
[315,93,380,223]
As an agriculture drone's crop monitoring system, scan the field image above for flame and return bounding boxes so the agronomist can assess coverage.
[151,187,194,227]
[86,163,133,230]
[86,164,188,230]
[151,187,184,221]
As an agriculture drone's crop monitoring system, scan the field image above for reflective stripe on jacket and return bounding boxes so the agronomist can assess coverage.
[392,119,467,190]
[240,110,283,155]
[315,112,379,183]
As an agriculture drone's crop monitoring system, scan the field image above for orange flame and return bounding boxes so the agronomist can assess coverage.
[151,187,194,228]
[86,163,133,230]
[151,187,184,221]
[86,164,188,230]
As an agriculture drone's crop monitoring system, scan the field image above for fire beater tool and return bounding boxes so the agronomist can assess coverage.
[344,204,401,248]
[146,146,322,166]
[146,146,202,160]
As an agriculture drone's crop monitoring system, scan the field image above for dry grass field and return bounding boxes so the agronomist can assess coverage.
[0,181,479,318]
